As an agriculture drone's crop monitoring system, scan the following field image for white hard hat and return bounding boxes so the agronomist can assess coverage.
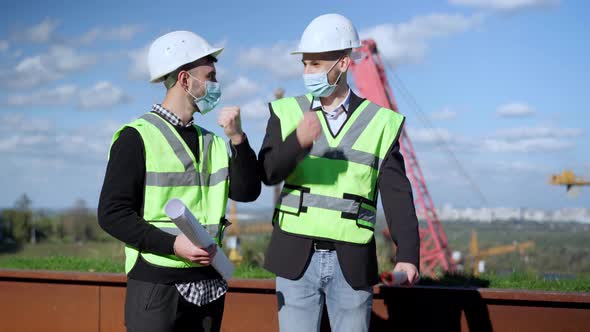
[148,31,223,83]
[291,14,361,54]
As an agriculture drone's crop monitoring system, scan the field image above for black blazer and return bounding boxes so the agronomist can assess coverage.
[258,91,420,289]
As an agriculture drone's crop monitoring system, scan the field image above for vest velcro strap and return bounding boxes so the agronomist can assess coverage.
[341,193,377,229]
[358,203,377,228]
[276,185,307,215]
[277,186,377,225]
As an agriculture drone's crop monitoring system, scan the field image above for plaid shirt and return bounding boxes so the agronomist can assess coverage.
[151,104,228,306]
[151,104,194,127]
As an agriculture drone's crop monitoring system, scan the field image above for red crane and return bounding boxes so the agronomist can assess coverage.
[349,39,454,276]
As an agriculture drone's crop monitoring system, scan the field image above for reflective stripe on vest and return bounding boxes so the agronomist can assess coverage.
[271,94,404,244]
[140,113,228,187]
[110,112,230,273]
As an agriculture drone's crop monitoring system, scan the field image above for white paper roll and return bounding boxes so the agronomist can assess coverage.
[382,271,409,286]
[391,271,408,285]
[164,198,235,280]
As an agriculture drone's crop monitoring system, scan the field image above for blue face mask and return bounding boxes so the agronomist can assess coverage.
[302,58,344,97]
[187,73,221,115]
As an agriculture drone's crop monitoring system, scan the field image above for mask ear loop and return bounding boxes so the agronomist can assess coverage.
[327,56,347,86]
[186,72,207,100]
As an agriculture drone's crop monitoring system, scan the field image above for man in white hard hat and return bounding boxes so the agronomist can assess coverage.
[259,14,420,331]
[98,31,260,332]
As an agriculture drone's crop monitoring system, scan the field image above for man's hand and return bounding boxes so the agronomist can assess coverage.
[218,106,244,145]
[393,262,420,286]
[173,234,218,266]
[296,112,321,148]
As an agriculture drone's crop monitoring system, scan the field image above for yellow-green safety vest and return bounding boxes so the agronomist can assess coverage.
[110,113,230,274]
[272,94,404,244]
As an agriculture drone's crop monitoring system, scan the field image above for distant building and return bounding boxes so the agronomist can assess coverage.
[431,205,590,224]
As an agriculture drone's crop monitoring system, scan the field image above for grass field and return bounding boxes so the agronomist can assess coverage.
[1,220,589,291]
[1,241,588,291]
[0,242,278,278]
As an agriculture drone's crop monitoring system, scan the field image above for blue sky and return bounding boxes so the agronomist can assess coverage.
[0,0,588,210]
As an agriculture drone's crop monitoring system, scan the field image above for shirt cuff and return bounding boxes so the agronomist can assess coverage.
[230,133,252,157]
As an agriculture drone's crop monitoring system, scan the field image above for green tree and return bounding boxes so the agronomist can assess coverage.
[61,199,107,242]
[3,194,33,244]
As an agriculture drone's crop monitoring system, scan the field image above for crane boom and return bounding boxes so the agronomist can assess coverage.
[349,39,454,276]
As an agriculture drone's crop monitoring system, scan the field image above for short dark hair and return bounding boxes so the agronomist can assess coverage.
[164,55,218,90]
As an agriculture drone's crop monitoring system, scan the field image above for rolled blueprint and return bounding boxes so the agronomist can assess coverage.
[164,198,235,280]
[390,271,408,285]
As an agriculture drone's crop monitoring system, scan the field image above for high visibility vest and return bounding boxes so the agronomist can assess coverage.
[110,113,230,274]
[272,94,404,244]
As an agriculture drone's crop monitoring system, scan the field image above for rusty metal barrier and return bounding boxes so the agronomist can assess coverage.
[0,269,588,332]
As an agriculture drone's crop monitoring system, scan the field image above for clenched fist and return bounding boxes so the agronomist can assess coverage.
[296,111,321,148]
[218,106,244,145]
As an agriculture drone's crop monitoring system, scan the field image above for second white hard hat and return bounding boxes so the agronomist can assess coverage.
[148,31,223,83]
[291,13,361,54]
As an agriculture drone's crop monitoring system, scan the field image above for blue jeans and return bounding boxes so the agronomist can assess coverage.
[276,251,373,332]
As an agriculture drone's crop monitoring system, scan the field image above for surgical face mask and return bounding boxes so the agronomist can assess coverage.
[186,73,221,115]
[302,58,344,97]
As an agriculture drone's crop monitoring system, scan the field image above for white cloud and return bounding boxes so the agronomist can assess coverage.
[449,0,559,12]
[5,84,78,107]
[1,45,97,88]
[431,107,458,120]
[14,17,61,43]
[238,42,301,79]
[0,113,53,133]
[78,81,131,109]
[493,160,548,173]
[223,76,262,101]
[408,127,456,144]
[0,40,9,52]
[0,113,118,161]
[49,45,98,72]
[495,125,583,139]
[215,65,232,84]
[240,13,484,77]
[496,102,535,117]
[0,136,19,152]
[4,56,58,88]
[3,81,131,110]
[240,98,269,119]
[482,125,582,153]
[360,13,485,68]
[79,24,143,44]
[408,124,582,154]
[482,137,573,152]
[128,45,150,80]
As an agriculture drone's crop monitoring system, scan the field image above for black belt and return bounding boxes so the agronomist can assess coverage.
[313,240,336,251]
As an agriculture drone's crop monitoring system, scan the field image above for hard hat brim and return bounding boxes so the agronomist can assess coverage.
[149,47,224,83]
[290,43,362,55]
